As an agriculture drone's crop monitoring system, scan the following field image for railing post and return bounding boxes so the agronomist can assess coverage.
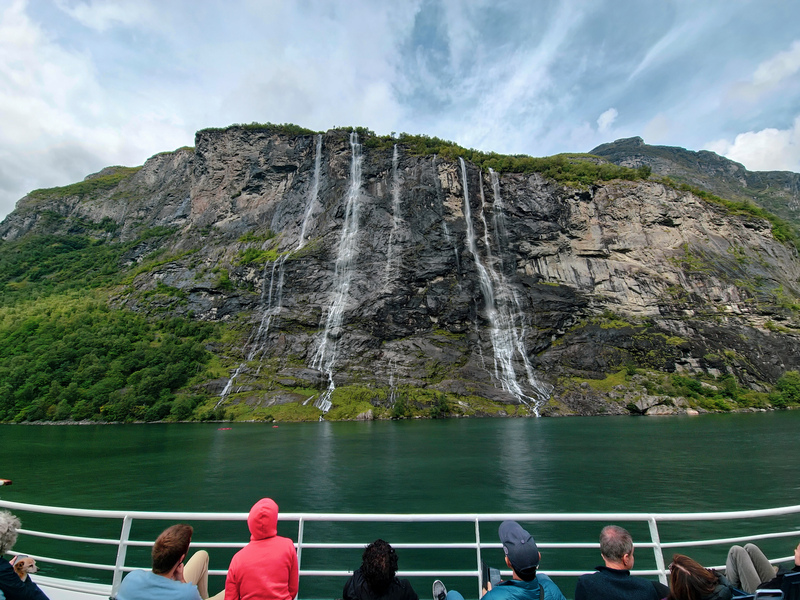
[111,515,133,598]
[475,518,482,599]
[647,516,667,586]
[295,518,305,600]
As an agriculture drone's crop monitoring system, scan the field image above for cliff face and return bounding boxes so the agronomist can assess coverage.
[3,127,800,417]
[591,136,800,228]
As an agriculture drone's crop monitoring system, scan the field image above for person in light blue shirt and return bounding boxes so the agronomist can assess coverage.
[432,521,566,600]
[116,524,222,600]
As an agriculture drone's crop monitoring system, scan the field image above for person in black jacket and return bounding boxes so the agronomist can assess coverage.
[343,539,418,600]
[0,510,49,600]
[575,525,669,600]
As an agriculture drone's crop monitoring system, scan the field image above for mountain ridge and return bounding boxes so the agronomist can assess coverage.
[1,124,799,422]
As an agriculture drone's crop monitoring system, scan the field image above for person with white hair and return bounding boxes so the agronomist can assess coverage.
[0,510,49,600]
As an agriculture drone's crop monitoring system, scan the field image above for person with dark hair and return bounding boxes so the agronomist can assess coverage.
[343,539,418,600]
[0,510,49,600]
[224,498,298,600]
[726,541,800,594]
[574,525,669,600]
[116,524,223,600]
[668,554,737,600]
[433,521,566,600]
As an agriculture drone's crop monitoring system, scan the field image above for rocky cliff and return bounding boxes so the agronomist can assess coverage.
[591,136,800,228]
[2,125,800,419]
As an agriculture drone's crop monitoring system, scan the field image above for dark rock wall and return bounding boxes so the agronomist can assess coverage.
[4,127,800,414]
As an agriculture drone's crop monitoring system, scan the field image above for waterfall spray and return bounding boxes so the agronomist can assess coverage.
[459,158,551,415]
[311,132,364,413]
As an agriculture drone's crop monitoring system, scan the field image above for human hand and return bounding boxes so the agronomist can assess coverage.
[481,581,493,597]
[174,562,186,583]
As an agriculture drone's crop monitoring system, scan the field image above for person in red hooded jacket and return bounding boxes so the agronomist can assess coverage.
[224,498,299,600]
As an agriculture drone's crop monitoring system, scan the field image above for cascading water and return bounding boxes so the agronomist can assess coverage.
[459,158,551,415]
[310,131,363,413]
[216,253,288,407]
[383,144,403,288]
[298,134,323,249]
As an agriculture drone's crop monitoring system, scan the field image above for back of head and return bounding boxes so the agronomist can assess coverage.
[152,524,193,574]
[668,554,718,600]
[247,498,279,541]
[0,511,20,554]
[361,539,398,595]
[600,525,633,563]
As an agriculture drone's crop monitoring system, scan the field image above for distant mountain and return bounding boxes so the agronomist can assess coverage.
[591,136,800,228]
[0,125,799,423]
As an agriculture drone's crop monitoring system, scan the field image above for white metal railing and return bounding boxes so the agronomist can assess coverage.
[1,499,799,599]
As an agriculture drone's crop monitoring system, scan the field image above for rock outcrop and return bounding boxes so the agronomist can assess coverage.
[3,126,800,418]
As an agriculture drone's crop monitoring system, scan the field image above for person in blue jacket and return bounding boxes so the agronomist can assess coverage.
[0,510,49,600]
[433,521,566,600]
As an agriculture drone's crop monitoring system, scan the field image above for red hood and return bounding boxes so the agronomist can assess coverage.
[248,498,279,541]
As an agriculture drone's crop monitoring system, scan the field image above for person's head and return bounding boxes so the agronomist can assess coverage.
[361,539,398,595]
[499,521,540,581]
[247,498,279,541]
[600,525,634,569]
[795,542,800,566]
[152,524,193,575]
[0,511,20,554]
[668,554,718,600]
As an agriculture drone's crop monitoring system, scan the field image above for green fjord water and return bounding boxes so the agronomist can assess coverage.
[1,413,799,598]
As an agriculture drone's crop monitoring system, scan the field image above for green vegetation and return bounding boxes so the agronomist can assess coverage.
[199,122,319,136]
[658,177,799,251]
[0,294,217,423]
[236,248,279,265]
[27,167,141,201]
[0,235,131,304]
[361,131,651,185]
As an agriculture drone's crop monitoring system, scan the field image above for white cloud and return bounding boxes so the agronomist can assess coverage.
[704,116,800,172]
[597,108,617,133]
[0,0,191,217]
[752,40,800,90]
[731,40,800,102]
[53,0,158,32]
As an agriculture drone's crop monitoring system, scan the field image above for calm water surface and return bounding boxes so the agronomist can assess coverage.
[1,413,798,597]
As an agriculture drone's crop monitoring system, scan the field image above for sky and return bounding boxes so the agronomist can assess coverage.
[1,0,800,220]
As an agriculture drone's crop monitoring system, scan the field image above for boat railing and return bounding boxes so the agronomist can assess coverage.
[1,499,799,599]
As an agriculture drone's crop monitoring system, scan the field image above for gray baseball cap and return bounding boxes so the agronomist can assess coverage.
[499,521,540,574]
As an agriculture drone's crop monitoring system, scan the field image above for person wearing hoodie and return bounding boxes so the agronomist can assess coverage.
[224,498,299,600]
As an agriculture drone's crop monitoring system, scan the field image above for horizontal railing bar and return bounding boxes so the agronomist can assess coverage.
[17,528,122,546]
[661,530,800,549]
[15,553,119,572]
[4,499,800,522]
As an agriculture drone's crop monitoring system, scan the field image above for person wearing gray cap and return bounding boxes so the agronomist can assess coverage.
[432,521,566,600]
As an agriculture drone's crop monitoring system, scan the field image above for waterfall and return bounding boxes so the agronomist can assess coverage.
[459,158,551,415]
[311,131,363,413]
[387,359,398,407]
[216,254,288,407]
[298,134,323,249]
[383,144,402,287]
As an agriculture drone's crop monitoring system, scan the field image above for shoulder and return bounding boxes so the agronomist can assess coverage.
[537,574,567,600]
[395,577,419,600]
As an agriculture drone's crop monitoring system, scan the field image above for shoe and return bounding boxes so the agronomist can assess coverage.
[432,579,447,600]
